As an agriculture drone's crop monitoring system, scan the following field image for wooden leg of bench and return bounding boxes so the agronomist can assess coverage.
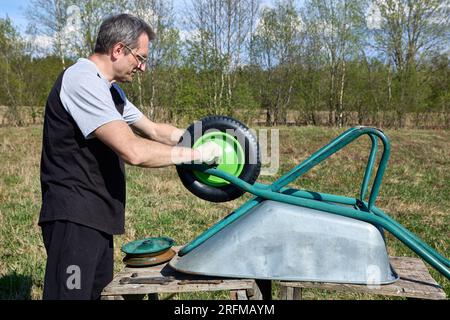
[293,288,303,300]
[280,286,303,300]
[230,290,248,300]
[247,281,263,300]
[279,286,293,300]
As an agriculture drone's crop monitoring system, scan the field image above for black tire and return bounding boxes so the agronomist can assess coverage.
[176,115,261,202]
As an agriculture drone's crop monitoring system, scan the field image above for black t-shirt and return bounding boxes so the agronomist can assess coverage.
[39,61,139,235]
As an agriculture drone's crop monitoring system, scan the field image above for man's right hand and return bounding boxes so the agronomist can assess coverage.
[194,141,223,164]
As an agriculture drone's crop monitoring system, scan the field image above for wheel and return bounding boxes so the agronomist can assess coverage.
[176,115,261,202]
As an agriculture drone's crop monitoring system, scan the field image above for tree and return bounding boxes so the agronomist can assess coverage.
[185,0,259,115]
[368,0,450,127]
[303,0,367,127]
[25,0,71,69]
[69,0,127,57]
[25,0,127,66]
[419,54,450,127]
[127,0,181,119]
[0,17,57,125]
[252,0,304,125]
[0,17,27,125]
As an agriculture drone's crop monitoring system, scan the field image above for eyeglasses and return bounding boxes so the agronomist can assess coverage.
[122,43,148,68]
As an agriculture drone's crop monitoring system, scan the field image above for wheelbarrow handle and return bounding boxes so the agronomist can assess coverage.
[268,126,390,210]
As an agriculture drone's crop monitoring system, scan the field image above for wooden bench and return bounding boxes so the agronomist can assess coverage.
[101,247,267,300]
[102,253,446,300]
[100,265,267,300]
[278,256,447,300]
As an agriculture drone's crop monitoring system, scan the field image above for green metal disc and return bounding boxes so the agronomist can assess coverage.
[121,237,175,255]
[193,131,245,187]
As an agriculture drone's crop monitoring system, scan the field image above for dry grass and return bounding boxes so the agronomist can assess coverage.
[0,125,448,300]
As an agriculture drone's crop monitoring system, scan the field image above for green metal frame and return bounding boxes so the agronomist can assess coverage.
[178,126,450,280]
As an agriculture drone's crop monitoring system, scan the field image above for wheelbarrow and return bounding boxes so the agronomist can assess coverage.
[170,124,450,284]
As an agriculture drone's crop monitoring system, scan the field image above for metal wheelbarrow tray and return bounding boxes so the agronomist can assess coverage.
[170,126,450,284]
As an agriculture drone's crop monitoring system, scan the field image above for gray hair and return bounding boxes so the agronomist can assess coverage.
[94,13,156,54]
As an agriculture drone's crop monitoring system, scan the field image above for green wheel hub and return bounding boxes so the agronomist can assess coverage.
[193,131,245,187]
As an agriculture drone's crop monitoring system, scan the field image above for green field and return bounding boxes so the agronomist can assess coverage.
[0,125,448,300]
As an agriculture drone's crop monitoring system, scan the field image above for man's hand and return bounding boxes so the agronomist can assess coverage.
[194,141,223,164]
[171,128,186,145]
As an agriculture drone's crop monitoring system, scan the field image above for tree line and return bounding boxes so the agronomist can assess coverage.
[0,0,449,128]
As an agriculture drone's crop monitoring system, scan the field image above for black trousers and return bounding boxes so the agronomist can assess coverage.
[41,220,114,300]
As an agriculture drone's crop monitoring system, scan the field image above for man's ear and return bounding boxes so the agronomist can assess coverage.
[111,42,125,60]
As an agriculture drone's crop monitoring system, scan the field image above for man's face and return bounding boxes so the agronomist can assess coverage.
[113,33,149,83]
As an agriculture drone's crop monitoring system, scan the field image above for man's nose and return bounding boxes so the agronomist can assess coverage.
[138,63,146,72]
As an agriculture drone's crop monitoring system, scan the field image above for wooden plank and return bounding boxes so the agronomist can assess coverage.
[103,279,255,295]
[102,264,255,295]
[278,256,446,300]
[102,246,256,297]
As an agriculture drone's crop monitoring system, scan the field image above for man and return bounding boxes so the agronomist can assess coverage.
[39,13,221,300]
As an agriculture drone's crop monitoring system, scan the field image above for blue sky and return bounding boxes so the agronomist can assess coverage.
[0,0,29,32]
[2,0,278,35]
[0,0,277,35]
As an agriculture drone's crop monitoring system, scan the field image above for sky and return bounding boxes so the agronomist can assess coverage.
[0,0,277,35]
[0,0,278,56]
[2,0,279,33]
[0,0,29,33]
[0,0,376,57]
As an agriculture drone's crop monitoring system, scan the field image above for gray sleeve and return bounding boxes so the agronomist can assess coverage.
[123,98,143,125]
[60,71,124,139]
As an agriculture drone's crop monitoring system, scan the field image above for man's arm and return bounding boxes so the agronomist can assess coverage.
[95,120,196,167]
[131,115,184,146]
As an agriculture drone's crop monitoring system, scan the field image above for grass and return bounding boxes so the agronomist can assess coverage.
[0,125,448,300]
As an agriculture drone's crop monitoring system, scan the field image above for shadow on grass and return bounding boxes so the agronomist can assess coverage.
[0,272,33,300]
